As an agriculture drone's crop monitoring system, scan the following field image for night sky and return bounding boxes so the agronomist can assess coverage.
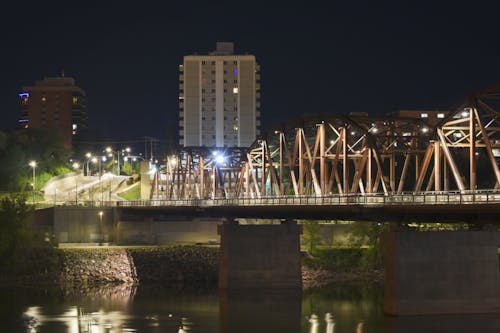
[1,1,500,144]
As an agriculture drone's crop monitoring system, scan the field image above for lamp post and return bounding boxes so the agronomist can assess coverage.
[29,160,37,203]
[124,155,145,175]
[106,146,131,176]
[98,211,104,245]
[85,152,92,176]
[92,156,106,203]
[72,162,80,204]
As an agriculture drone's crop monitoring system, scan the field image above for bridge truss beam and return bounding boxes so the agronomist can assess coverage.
[155,85,500,199]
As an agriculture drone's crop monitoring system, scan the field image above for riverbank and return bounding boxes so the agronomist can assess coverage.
[302,267,384,289]
[0,246,382,289]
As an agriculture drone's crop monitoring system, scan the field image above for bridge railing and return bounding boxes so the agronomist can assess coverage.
[114,189,500,207]
[41,189,500,208]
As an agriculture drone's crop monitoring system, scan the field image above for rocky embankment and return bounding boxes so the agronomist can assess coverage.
[2,246,382,289]
[302,267,384,289]
[59,246,218,286]
[60,249,137,284]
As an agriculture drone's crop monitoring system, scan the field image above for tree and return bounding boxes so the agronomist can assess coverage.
[0,195,34,262]
[0,129,71,192]
[348,221,389,269]
[301,220,322,255]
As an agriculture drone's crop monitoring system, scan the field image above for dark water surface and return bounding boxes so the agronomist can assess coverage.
[1,283,500,333]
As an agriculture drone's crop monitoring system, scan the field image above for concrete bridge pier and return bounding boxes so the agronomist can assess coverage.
[383,231,500,315]
[218,219,302,289]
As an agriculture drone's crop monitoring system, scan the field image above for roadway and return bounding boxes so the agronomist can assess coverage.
[42,173,129,203]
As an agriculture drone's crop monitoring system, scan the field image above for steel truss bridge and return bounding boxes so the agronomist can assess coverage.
[150,84,500,203]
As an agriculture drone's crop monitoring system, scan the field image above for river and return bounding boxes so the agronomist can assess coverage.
[1,282,500,333]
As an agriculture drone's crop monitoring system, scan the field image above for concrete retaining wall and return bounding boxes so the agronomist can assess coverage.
[117,219,220,245]
[46,207,222,245]
[54,207,115,243]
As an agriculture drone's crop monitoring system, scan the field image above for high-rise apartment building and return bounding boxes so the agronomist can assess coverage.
[18,75,88,147]
[179,42,260,147]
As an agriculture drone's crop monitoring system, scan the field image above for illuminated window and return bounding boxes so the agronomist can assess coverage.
[72,96,78,104]
[72,124,77,130]
[420,113,428,118]
[437,113,445,118]
[233,87,239,94]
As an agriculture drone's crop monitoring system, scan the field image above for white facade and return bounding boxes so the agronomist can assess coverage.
[179,42,260,147]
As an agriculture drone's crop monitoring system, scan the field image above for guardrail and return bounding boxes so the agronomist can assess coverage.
[43,189,500,208]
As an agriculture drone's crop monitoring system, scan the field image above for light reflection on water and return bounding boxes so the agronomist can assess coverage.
[2,283,500,333]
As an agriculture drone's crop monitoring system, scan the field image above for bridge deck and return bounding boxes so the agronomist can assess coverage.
[40,190,500,223]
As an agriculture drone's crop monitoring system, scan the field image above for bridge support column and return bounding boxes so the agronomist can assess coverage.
[218,220,302,289]
[383,231,500,315]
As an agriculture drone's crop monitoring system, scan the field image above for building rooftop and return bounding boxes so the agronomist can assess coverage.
[209,42,234,55]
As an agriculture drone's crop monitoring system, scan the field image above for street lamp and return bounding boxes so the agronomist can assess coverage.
[107,146,133,176]
[92,156,106,202]
[124,155,145,175]
[98,211,104,245]
[72,162,80,204]
[85,152,92,176]
[29,160,37,203]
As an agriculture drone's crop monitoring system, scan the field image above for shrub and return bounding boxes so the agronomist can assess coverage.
[309,248,364,270]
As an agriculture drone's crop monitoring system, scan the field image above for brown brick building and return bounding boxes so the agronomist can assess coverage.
[18,75,88,147]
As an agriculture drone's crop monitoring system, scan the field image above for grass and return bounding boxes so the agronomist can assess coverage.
[118,183,140,200]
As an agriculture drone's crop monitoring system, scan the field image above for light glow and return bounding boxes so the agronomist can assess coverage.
[215,154,225,165]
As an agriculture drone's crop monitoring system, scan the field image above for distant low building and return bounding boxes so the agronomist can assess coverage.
[390,109,449,126]
[18,74,88,147]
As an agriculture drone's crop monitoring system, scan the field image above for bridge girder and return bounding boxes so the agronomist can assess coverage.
[156,85,500,199]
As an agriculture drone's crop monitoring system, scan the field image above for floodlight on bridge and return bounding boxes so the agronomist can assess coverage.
[215,154,226,165]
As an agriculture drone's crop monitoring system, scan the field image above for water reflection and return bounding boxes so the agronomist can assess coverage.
[11,283,218,333]
[307,313,363,333]
[325,313,335,333]
[219,288,302,333]
[384,314,500,333]
[1,283,500,333]
[302,284,380,333]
